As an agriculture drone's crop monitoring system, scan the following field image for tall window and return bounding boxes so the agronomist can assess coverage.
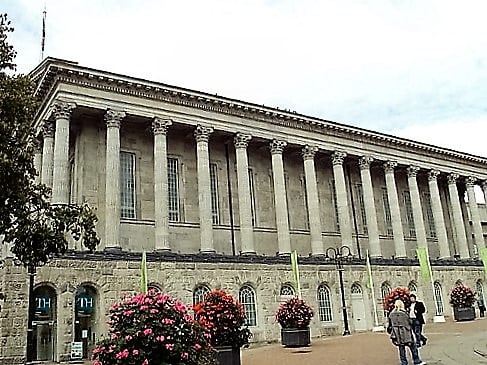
[120,151,136,219]
[209,163,220,225]
[248,168,257,226]
[381,283,392,317]
[239,285,257,326]
[301,175,309,230]
[280,284,295,303]
[381,188,393,236]
[167,158,180,222]
[403,191,416,238]
[331,180,340,231]
[69,158,76,204]
[193,285,210,306]
[434,281,444,315]
[355,184,367,234]
[408,281,418,294]
[424,193,436,238]
[317,284,333,322]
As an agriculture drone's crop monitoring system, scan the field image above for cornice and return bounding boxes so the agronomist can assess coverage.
[32,60,487,167]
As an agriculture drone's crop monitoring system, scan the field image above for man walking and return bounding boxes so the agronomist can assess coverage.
[409,294,427,347]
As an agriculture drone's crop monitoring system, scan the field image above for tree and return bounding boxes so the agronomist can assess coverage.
[0,13,100,363]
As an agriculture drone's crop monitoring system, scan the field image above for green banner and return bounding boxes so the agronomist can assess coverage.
[291,250,301,298]
[416,247,432,281]
[140,251,148,293]
[480,247,487,279]
[366,250,373,289]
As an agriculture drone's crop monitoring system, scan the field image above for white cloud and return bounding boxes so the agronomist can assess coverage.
[4,0,487,157]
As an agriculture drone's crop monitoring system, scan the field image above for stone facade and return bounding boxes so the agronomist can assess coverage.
[0,57,487,362]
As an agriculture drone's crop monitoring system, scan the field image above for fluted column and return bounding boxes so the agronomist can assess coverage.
[270,139,291,255]
[51,101,75,204]
[105,109,125,250]
[359,156,381,257]
[302,145,324,256]
[406,166,427,248]
[332,151,353,251]
[33,138,42,184]
[466,177,485,251]
[448,174,469,258]
[383,161,406,258]
[153,118,172,251]
[41,121,55,188]
[235,133,255,254]
[195,125,215,253]
[428,170,450,258]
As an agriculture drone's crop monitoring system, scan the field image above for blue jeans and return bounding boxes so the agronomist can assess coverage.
[398,343,422,365]
[411,319,426,346]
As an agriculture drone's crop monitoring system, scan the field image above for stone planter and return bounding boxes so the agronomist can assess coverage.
[453,306,476,321]
[280,327,310,347]
[215,346,241,365]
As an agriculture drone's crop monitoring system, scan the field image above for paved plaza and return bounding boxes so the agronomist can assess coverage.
[242,317,487,365]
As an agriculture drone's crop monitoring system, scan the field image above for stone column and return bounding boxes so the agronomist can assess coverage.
[33,138,42,184]
[41,121,55,189]
[448,174,469,258]
[51,101,75,204]
[359,156,381,257]
[302,145,324,256]
[153,117,172,251]
[383,161,406,258]
[195,125,215,253]
[406,166,428,248]
[105,109,125,250]
[332,151,353,251]
[234,133,255,254]
[270,139,291,255]
[466,177,485,251]
[428,170,450,258]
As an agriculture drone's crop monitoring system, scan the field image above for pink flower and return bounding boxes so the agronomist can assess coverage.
[115,349,129,359]
[181,352,189,359]
[165,343,174,350]
[125,335,132,341]
[132,349,139,355]
[194,343,202,350]
[142,359,149,365]
[93,361,102,365]
[156,335,165,342]
[143,328,153,336]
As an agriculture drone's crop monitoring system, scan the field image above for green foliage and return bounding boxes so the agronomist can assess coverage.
[0,13,99,268]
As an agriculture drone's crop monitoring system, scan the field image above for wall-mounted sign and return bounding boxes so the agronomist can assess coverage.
[70,341,83,360]
[35,296,51,312]
[76,294,94,312]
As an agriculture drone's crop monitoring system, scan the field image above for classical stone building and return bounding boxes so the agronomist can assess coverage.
[0,57,486,363]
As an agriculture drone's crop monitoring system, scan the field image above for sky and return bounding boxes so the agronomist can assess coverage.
[4,0,487,158]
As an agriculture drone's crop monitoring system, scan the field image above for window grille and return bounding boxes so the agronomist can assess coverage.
[424,193,436,238]
[317,284,333,322]
[209,163,220,225]
[331,180,340,231]
[382,188,393,236]
[381,283,392,317]
[404,191,416,237]
[193,285,210,306]
[167,158,180,222]
[355,184,367,234]
[434,282,444,315]
[120,151,136,219]
[248,168,257,226]
[239,285,257,326]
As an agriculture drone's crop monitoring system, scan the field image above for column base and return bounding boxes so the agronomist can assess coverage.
[104,246,122,252]
[241,251,257,255]
[199,249,216,254]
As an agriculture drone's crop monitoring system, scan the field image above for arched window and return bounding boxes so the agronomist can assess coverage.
[381,283,392,317]
[193,285,210,306]
[476,280,485,305]
[317,284,333,322]
[239,285,257,326]
[280,284,295,303]
[408,281,417,294]
[434,281,444,315]
[454,279,463,286]
[148,283,162,293]
[351,283,362,294]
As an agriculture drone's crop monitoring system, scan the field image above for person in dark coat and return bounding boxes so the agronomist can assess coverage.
[409,294,427,347]
[388,299,426,365]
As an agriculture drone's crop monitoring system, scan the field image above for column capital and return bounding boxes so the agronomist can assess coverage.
[407,165,420,178]
[234,133,252,149]
[194,124,214,143]
[383,160,397,173]
[447,173,459,185]
[465,176,477,187]
[152,117,172,135]
[301,145,318,160]
[52,100,76,119]
[270,139,287,154]
[428,169,440,181]
[359,155,373,170]
[332,151,347,165]
[105,109,126,128]
[41,120,55,138]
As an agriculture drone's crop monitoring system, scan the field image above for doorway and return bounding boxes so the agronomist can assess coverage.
[350,283,367,331]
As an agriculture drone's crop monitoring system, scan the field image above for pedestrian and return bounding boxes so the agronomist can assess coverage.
[478,299,486,318]
[387,299,426,365]
[409,294,427,347]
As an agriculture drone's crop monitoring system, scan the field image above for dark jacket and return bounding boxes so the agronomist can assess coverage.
[411,301,426,324]
[388,309,414,347]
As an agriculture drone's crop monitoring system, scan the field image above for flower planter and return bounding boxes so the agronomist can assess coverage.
[453,306,475,321]
[215,346,241,365]
[280,327,310,347]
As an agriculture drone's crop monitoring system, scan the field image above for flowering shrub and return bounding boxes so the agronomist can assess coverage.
[384,287,411,312]
[450,285,476,308]
[92,291,216,365]
[275,297,314,329]
[193,289,252,348]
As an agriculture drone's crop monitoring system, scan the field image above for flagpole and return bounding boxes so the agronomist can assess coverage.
[366,250,384,332]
